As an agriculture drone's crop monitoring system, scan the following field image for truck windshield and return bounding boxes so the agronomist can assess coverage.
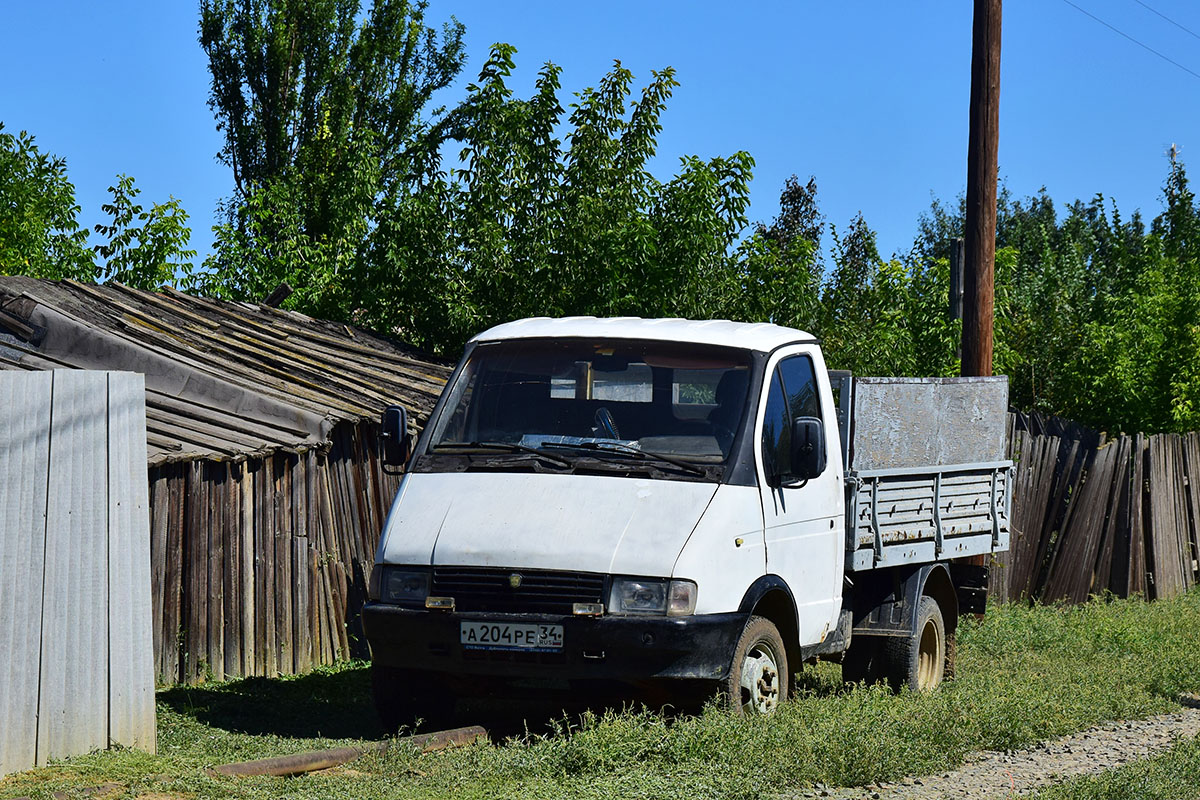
[428,339,754,464]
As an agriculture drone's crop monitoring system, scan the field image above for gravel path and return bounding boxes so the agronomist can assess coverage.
[781,700,1200,800]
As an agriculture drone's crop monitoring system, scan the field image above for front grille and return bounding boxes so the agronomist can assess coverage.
[432,567,605,615]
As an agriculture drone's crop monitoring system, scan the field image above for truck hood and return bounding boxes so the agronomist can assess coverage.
[378,472,719,576]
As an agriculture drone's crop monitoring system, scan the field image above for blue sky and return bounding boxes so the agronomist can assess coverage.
[3,1,1199,267]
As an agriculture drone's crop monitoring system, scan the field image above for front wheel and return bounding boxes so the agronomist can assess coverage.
[722,616,788,715]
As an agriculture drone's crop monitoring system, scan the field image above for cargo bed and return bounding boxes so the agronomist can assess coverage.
[829,373,1012,571]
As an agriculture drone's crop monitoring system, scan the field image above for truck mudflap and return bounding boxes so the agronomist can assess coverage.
[362,603,749,682]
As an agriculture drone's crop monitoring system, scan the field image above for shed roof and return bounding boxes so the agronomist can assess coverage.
[0,277,453,466]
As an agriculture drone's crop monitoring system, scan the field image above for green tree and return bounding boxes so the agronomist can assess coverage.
[361,45,763,354]
[94,175,196,289]
[0,124,94,279]
[818,213,917,375]
[1,125,194,288]
[905,157,1200,434]
[1073,159,1200,432]
[194,0,467,315]
[741,175,823,333]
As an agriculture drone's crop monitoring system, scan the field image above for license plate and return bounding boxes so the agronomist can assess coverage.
[460,621,563,652]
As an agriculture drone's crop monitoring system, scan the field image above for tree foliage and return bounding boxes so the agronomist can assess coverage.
[774,157,1200,434]
[0,124,94,280]
[94,175,196,288]
[363,45,762,352]
[742,175,822,333]
[189,2,1200,434]
[0,125,195,289]
[197,18,777,354]
[194,0,467,314]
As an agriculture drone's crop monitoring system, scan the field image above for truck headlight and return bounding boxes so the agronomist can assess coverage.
[378,567,430,606]
[609,578,697,616]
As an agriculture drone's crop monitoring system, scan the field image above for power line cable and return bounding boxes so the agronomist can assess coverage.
[1131,0,1200,43]
[1059,0,1200,82]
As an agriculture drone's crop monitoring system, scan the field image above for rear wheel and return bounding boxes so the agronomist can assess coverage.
[883,595,946,692]
[723,616,788,715]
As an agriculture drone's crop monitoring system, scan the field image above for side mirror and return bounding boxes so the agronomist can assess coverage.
[380,405,411,467]
[789,416,826,481]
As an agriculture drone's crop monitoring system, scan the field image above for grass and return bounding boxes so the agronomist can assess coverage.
[4,590,1200,799]
[1032,737,1200,800]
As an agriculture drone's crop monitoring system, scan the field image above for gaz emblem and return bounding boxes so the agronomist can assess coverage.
[508,573,523,589]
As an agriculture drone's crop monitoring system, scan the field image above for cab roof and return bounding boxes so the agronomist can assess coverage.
[471,316,816,353]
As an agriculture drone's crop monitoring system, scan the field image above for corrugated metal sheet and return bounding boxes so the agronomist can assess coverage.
[38,371,110,764]
[0,371,156,776]
[107,372,156,752]
[0,372,51,776]
[0,278,453,466]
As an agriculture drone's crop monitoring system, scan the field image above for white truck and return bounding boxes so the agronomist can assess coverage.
[363,317,1010,725]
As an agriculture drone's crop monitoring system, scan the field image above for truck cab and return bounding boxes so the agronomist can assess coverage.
[363,317,1009,725]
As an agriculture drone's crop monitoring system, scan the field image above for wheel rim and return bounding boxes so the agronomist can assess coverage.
[916,617,944,691]
[739,640,781,714]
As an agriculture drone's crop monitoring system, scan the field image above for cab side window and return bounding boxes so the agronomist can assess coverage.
[761,370,790,479]
[778,355,821,422]
[761,354,825,484]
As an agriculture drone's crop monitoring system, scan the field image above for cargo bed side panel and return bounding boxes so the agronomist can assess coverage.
[850,377,1008,471]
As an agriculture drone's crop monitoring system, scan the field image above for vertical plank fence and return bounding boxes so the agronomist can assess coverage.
[148,422,400,685]
[992,412,1200,603]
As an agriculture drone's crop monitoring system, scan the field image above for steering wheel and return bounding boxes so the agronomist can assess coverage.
[594,407,621,439]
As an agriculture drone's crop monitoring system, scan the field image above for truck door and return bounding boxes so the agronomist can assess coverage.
[756,348,844,648]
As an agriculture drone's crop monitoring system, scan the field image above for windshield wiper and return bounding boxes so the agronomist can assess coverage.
[540,440,709,476]
[432,441,575,469]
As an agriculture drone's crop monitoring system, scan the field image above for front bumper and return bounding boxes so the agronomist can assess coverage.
[362,602,748,682]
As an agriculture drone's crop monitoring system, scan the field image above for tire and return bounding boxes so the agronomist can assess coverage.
[371,663,453,733]
[723,616,788,715]
[883,595,946,692]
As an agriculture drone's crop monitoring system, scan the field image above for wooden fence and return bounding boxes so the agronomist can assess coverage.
[0,371,155,777]
[990,412,1200,604]
[150,422,400,685]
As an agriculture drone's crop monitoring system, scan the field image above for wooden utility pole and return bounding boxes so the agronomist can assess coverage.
[962,0,1001,377]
